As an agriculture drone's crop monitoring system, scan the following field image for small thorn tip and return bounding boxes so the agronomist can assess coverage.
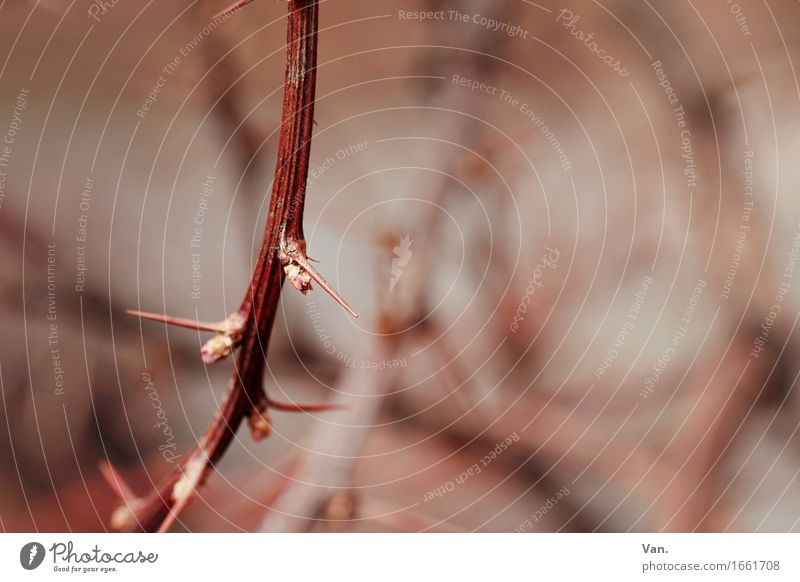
[294,257,358,318]
[267,399,342,413]
[127,310,227,333]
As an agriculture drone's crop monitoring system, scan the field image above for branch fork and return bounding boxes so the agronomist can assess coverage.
[104,0,354,532]
[279,237,358,318]
[126,309,247,364]
[200,311,247,363]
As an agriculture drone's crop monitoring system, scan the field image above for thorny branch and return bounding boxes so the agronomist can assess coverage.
[102,0,355,532]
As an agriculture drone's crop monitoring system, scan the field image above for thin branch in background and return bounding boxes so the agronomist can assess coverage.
[357,495,465,533]
[258,336,400,532]
[193,2,269,208]
[213,0,257,21]
[104,0,354,532]
[258,0,516,531]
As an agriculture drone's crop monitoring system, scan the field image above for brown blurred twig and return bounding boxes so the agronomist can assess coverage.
[257,0,519,532]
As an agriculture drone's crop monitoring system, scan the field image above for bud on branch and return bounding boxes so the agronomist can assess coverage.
[104,0,355,532]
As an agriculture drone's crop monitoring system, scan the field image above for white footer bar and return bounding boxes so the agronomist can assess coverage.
[1,533,797,580]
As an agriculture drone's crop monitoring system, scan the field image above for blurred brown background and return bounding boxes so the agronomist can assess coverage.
[2,0,800,532]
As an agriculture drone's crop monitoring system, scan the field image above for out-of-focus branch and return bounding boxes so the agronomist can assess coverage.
[258,0,517,532]
[258,337,398,532]
[194,2,268,205]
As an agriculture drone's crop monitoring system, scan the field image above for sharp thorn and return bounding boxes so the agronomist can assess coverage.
[266,398,342,413]
[99,461,136,503]
[294,257,358,318]
[127,310,227,333]
[157,505,183,534]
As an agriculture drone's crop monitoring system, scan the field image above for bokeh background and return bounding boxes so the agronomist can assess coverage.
[2,0,800,532]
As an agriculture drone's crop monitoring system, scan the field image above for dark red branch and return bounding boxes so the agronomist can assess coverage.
[106,0,343,533]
